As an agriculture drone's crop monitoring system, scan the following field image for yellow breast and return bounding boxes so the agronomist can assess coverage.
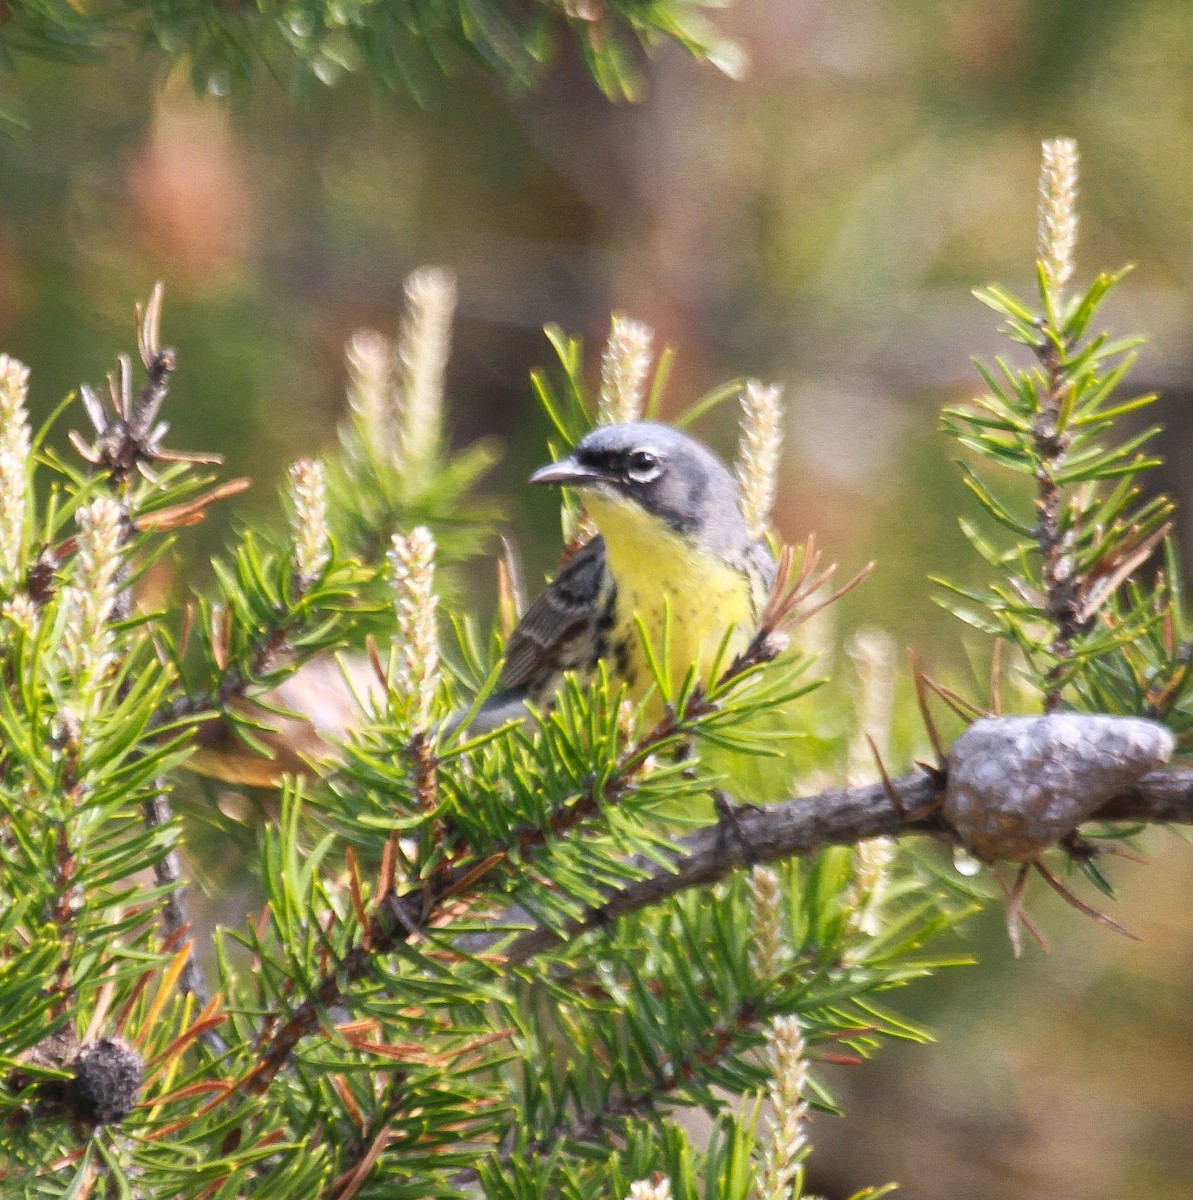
[585,493,756,709]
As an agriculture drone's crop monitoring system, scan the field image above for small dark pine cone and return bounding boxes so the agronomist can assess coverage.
[944,714,1175,862]
[70,1037,143,1125]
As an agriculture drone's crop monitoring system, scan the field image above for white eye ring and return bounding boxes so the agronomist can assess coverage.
[626,451,661,482]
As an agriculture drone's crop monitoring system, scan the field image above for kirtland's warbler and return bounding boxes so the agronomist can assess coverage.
[470,421,776,732]
[190,421,780,787]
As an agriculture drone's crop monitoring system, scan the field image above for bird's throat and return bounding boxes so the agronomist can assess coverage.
[583,493,756,704]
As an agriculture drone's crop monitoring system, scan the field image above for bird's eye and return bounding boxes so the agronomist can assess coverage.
[626,450,660,481]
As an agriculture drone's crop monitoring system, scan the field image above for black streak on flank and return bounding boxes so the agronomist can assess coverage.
[613,640,631,679]
[596,588,617,632]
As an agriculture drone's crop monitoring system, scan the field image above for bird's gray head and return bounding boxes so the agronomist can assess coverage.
[529,422,750,549]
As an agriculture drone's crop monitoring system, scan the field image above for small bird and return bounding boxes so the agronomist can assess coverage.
[468,422,776,733]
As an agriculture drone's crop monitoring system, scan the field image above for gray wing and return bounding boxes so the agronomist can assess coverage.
[743,537,778,618]
[499,536,608,691]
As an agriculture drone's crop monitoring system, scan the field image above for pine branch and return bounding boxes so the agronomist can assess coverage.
[945,139,1175,712]
[240,874,443,1096]
[471,995,767,1186]
[500,766,1193,965]
[1032,327,1078,710]
[236,694,710,1097]
[73,286,221,1006]
[237,567,829,1097]
[5,211,1185,1193]
[325,1076,406,1199]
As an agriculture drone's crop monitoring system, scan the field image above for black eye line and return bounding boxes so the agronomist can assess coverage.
[576,445,662,478]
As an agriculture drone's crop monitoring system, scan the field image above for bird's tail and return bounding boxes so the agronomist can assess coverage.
[443,687,531,738]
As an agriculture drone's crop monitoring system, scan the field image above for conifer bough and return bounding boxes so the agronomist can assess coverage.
[498,757,1193,966]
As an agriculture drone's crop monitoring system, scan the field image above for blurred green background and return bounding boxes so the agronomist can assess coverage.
[4,2,1193,1196]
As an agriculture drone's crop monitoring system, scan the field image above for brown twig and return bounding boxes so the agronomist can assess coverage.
[910,652,947,769]
[325,1078,405,1200]
[1032,857,1140,941]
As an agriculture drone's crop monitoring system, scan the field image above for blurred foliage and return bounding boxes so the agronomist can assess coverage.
[0,0,743,102]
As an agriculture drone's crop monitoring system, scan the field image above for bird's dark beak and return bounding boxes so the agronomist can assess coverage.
[528,456,602,488]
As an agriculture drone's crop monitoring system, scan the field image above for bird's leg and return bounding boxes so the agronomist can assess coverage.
[673,733,762,862]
